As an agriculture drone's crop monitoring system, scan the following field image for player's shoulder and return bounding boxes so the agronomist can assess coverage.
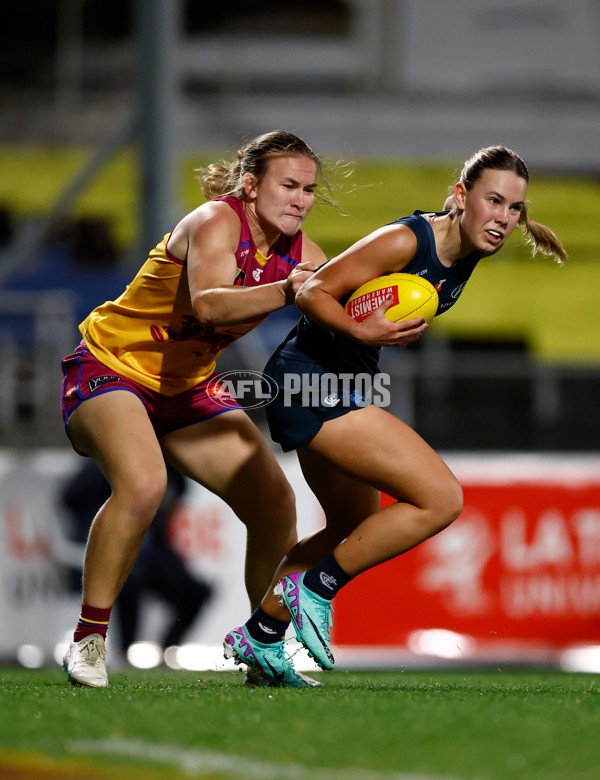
[389,211,440,249]
[185,199,243,239]
[389,210,425,231]
[369,221,419,253]
[301,233,328,266]
[170,199,242,257]
[192,198,241,226]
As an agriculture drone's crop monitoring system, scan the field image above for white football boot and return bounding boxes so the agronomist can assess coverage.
[63,633,109,687]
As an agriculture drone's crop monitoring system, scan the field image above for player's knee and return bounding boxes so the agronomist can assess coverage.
[433,479,464,532]
[448,480,464,523]
[115,469,168,531]
[281,477,297,517]
[279,476,296,516]
[258,466,295,515]
[264,476,297,537]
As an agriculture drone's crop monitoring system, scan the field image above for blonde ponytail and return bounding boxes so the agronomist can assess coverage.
[519,204,567,265]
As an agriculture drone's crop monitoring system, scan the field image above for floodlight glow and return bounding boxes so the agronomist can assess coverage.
[560,645,600,673]
[163,645,182,670]
[53,641,70,666]
[126,641,163,669]
[17,644,45,668]
[407,628,476,659]
[176,644,237,671]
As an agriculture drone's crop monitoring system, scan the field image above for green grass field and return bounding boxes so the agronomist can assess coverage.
[1,667,598,779]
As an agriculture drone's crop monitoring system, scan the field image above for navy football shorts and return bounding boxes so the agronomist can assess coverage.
[264,341,372,452]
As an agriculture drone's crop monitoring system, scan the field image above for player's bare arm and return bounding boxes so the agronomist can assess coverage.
[181,202,294,327]
[296,225,427,346]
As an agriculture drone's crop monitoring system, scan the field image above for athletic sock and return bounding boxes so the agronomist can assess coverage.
[74,602,112,642]
[302,552,353,600]
[245,605,289,644]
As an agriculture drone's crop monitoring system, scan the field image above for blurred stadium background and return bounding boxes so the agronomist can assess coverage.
[1,0,599,674]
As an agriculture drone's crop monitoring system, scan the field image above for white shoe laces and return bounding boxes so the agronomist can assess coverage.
[79,636,106,662]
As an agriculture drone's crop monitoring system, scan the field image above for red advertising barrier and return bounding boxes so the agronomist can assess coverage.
[332,463,600,655]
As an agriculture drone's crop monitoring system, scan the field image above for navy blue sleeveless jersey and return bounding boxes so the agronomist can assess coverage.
[286,210,482,375]
[265,211,482,450]
[394,210,482,313]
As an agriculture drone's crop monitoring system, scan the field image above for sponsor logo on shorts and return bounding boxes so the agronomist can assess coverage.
[88,376,121,392]
[350,390,364,405]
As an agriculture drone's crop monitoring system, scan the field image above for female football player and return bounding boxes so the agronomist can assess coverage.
[61,130,330,688]
[225,145,566,680]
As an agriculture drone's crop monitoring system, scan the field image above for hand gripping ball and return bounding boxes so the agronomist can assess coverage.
[344,273,439,324]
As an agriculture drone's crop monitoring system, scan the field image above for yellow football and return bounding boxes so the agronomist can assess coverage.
[344,273,439,324]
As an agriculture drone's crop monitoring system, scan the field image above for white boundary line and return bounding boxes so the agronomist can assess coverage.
[66,737,464,780]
